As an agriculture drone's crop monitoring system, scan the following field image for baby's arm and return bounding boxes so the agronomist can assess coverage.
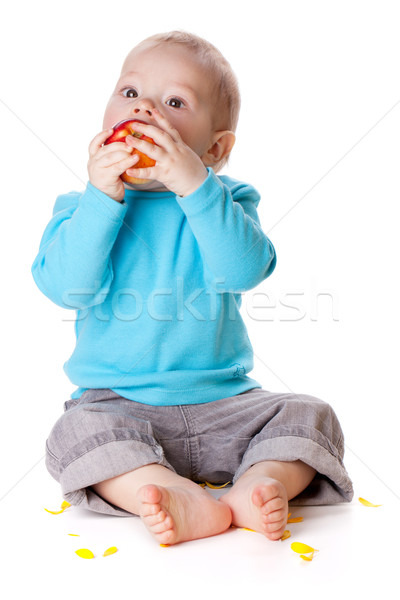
[31,185,127,309]
[176,172,276,292]
[120,112,275,290]
[31,129,138,309]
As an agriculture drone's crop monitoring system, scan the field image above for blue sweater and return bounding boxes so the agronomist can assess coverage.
[32,168,276,405]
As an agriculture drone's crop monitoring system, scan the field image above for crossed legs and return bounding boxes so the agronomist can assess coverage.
[92,459,316,545]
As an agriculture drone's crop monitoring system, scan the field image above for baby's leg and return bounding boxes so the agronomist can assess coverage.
[92,464,232,545]
[220,460,316,540]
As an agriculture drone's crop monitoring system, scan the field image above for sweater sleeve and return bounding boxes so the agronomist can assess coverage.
[31,182,128,309]
[176,168,276,291]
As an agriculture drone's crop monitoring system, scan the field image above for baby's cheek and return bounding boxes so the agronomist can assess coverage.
[102,100,124,131]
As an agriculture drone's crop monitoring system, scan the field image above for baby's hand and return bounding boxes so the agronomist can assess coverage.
[124,110,208,197]
[87,129,141,202]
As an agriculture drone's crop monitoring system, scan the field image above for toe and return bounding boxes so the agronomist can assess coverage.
[139,484,163,505]
[251,486,267,507]
[157,528,175,545]
[264,519,284,533]
[150,515,174,534]
[140,502,161,517]
[266,527,286,541]
[143,510,166,526]
[264,508,286,524]
[251,481,284,508]
[263,496,285,514]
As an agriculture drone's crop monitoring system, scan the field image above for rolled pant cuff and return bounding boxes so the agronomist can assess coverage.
[48,436,176,516]
[233,435,354,505]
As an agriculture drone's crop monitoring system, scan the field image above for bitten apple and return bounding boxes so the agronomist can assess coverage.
[104,119,156,184]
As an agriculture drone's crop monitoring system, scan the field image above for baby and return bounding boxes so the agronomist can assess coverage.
[32,31,353,545]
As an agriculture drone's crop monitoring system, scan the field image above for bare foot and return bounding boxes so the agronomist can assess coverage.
[137,483,232,545]
[221,477,288,541]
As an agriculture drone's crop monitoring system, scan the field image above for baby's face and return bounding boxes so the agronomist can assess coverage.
[103,43,217,188]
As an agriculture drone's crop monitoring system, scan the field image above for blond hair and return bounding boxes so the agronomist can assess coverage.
[133,30,241,134]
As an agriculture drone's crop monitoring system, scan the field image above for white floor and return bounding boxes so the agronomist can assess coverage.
[1,450,397,600]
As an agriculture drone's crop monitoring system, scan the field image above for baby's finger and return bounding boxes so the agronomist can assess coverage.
[152,109,182,142]
[98,148,136,168]
[125,135,160,160]
[88,128,114,157]
[110,153,141,175]
[125,165,156,179]
[97,141,134,159]
[126,119,179,150]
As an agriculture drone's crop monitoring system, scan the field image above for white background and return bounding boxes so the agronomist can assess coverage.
[0,0,399,595]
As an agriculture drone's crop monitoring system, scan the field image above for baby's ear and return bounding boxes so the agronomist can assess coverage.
[201,131,236,166]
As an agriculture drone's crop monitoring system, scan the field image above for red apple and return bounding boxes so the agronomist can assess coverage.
[104,119,156,184]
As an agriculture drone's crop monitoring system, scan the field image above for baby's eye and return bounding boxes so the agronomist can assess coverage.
[166,97,183,108]
[122,88,138,98]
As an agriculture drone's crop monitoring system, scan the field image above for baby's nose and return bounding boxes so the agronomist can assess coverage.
[133,99,154,117]
[134,107,153,116]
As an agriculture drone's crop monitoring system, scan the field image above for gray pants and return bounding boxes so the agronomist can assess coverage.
[45,388,354,516]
